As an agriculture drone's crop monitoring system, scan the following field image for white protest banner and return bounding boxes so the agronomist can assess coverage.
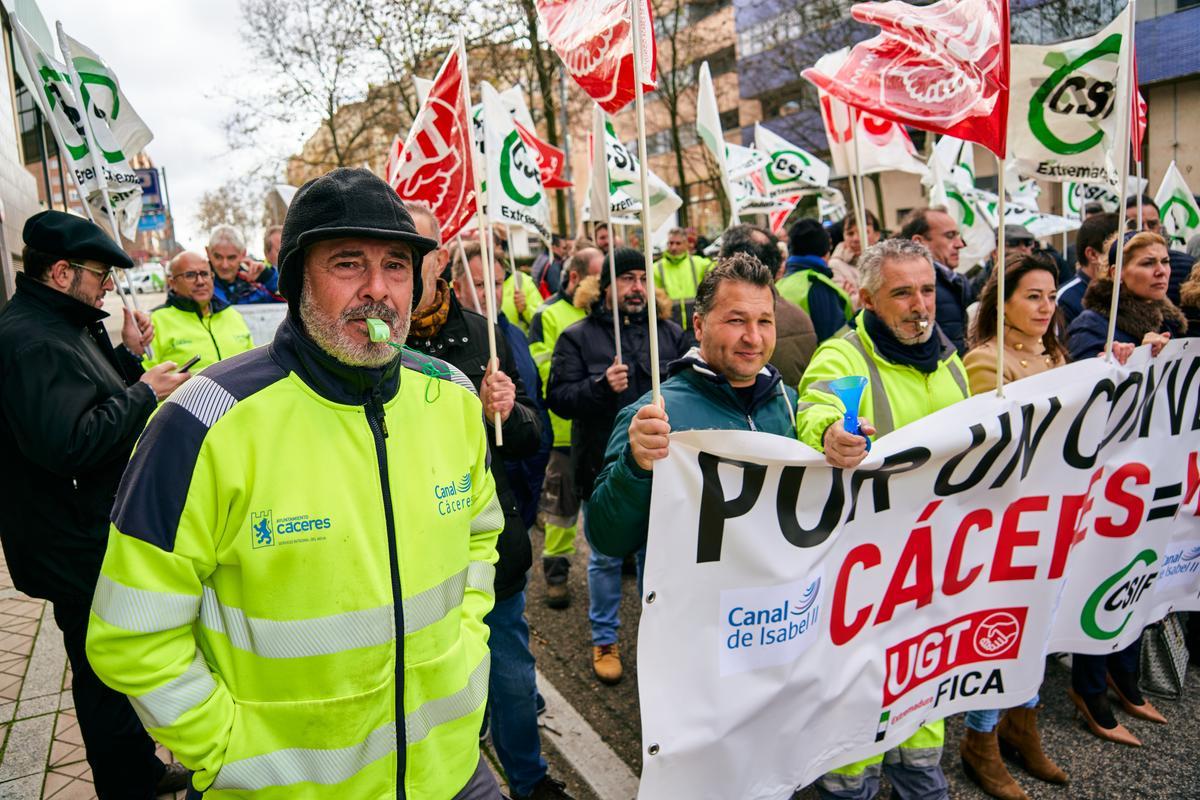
[754,123,831,198]
[14,23,144,238]
[637,341,1200,799]
[604,121,681,231]
[696,61,736,223]
[1008,7,1132,186]
[1154,160,1200,248]
[481,81,551,241]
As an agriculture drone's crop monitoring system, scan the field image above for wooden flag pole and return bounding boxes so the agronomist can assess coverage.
[628,0,661,404]
[849,107,870,253]
[55,23,151,358]
[1103,0,1138,360]
[1135,159,1144,229]
[994,154,1008,397]
[458,32,502,443]
[456,234,482,314]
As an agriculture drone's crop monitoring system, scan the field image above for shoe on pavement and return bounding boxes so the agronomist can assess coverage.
[545,581,570,609]
[593,643,623,684]
[515,775,575,800]
[157,761,191,795]
[1107,671,1167,724]
[997,706,1068,784]
[1067,687,1141,746]
[959,728,1028,800]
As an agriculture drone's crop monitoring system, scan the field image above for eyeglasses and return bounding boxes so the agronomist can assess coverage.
[173,270,212,282]
[69,262,113,282]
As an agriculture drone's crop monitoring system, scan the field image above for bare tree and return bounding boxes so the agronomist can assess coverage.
[194,177,270,246]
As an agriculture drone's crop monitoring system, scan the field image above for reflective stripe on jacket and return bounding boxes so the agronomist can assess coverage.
[143,296,254,373]
[86,320,502,799]
[796,313,969,451]
[528,294,586,447]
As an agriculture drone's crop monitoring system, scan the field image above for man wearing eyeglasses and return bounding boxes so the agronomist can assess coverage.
[0,210,192,798]
[143,251,255,374]
[1124,194,1194,306]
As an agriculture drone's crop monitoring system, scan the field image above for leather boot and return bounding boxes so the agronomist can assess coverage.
[959,728,1029,800]
[998,706,1068,784]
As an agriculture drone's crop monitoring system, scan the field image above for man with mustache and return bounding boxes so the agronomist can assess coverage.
[545,248,686,684]
[86,169,506,799]
[796,238,970,800]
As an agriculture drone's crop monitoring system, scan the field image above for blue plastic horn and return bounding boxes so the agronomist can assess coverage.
[829,375,870,451]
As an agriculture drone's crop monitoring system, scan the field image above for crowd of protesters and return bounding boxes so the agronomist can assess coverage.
[0,168,1198,800]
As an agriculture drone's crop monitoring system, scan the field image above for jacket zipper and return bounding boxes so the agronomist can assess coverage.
[365,389,403,798]
[202,315,223,361]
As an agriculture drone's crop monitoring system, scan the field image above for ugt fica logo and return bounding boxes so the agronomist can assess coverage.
[251,510,274,548]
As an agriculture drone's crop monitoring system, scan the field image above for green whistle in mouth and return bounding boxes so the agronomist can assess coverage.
[366,318,401,349]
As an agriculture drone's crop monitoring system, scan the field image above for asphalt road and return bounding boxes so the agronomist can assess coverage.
[525,526,1200,799]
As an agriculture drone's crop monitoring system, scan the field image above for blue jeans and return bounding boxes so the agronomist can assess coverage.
[586,527,646,646]
[963,693,1039,733]
[484,591,546,796]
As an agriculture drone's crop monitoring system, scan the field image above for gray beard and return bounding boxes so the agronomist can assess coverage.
[299,282,410,368]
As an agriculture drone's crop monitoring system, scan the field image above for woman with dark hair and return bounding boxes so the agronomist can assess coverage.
[958,254,1072,799]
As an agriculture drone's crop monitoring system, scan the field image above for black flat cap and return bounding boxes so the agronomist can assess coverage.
[22,210,133,269]
[277,168,439,313]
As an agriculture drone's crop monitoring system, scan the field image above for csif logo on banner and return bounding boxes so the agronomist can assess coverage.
[766,149,814,186]
[718,572,823,676]
[1029,34,1121,156]
[1081,549,1159,640]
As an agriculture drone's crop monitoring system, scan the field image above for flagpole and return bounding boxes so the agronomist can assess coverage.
[848,107,870,254]
[604,200,623,364]
[55,23,150,356]
[456,235,482,314]
[1135,160,1144,229]
[994,154,1007,398]
[628,0,661,404]
[1103,0,1137,360]
[458,32,502,442]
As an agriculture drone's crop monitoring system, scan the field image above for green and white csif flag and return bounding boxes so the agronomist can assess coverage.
[603,122,681,231]
[725,143,770,180]
[480,81,550,241]
[925,136,994,270]
[1008,6,1133,187]
[1154,160,1200,248]
[696,61,737,224]
[754,124,831,199]
[1063,176,1147,217]
[14,23,147,239]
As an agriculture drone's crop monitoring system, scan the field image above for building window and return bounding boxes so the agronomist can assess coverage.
[759,82,819,121]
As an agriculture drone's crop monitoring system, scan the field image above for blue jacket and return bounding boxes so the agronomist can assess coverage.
[935,261,973,356]
[1057,270,1090,326]
[586,350,798,558]
[782,255,848,342]
[212,266,281,305]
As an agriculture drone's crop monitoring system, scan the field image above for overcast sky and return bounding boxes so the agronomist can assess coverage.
[36,0,296,254]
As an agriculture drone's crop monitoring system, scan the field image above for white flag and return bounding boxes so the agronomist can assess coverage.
[604,122,682,231]
[696,61,737,223]
[813,47,928,178]
[754,124,831,198]
[725,143,771,180]
[1008,6,1133,187]
[481,81,551,241]
[926,137,995,270]
[1154,160,1200,248]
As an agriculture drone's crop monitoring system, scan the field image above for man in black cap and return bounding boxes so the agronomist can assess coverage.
[545,248,686,684]
[85,169,505,799]
[0,210,192,798]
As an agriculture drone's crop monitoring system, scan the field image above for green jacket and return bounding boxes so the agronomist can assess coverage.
[87,319,501,799]
[501,270,540,334]
[653,251,710,300]
[144,294,254,373]
[796,312,970,451]
[528,292,586,447]
[586,350,798,557]
[777,268,855,322]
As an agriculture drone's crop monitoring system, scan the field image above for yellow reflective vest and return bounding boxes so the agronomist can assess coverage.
[501,270,540,334]
[87,321,502,799]
[528,293,586,448]
[143,295,254,373]
[796,312,970,450]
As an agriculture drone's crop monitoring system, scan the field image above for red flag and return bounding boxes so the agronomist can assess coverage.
[1131,45,1147,163]
[514,120,572,189]
[535,0,656,115]
[388,46,476,243]
[803,0,1010,157]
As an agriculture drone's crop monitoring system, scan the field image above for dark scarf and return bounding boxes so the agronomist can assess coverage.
[1082,277,1188,341]
[863,310,942,374]
[409,279,451,338]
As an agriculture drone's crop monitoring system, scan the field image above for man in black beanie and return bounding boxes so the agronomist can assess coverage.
[86,169,506,799]
[545,248,686,684]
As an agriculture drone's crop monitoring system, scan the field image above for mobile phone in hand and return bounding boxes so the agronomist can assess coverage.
[177,355,201,373]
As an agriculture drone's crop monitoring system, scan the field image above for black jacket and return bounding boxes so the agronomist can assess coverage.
[408,294,543,601]
[935,261,974,356]
[0,274,156,601]
[546,299,687,502]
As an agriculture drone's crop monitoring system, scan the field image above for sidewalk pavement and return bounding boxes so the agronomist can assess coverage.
[0,553,185,800]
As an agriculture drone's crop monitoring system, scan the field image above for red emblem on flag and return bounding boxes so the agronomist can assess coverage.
[536,0,657,115]
[804,0,1010,157]
[388,46,476,243]
[515,120,572,189]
